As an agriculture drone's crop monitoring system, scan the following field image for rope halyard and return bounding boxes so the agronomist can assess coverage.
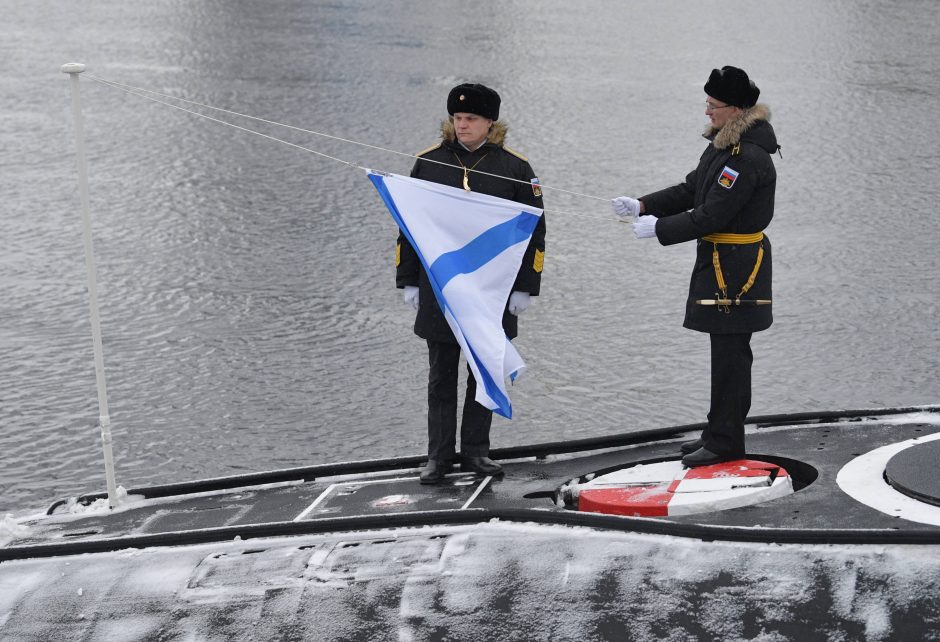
[88,75,361,170]
[85,75,611,219]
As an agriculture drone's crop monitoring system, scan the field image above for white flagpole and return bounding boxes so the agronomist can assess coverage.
[61,62,119,508]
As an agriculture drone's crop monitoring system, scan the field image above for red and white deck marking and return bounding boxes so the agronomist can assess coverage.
[574,459,793,517]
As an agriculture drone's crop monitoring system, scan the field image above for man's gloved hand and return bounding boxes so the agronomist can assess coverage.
[633,215,658,239]
[403,285,419,310]
[508,291,531,316]
[612,196,642,220]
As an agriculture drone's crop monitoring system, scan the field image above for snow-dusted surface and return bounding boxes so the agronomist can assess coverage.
[2,520,940,641]
[56,486,145,516]
[4,411,940,639]
[0,515,30,548]
[877,411,940,426]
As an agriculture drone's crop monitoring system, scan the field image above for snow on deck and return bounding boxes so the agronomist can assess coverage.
[1,521,939,640]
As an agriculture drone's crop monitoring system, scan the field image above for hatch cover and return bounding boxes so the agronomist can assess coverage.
[885,440,940,507]
[566,459,793,517]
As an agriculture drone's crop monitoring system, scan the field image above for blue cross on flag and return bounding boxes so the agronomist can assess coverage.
[367,170,543,418]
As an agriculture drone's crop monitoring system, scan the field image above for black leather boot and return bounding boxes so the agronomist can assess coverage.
[419,459,453,484]
[680,438,704,454]
[459,456,503,476]
[681,447,744,468]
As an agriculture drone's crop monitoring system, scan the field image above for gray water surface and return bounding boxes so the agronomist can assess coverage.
[2,0,939,513]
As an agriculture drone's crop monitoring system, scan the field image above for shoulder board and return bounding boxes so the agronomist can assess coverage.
[415,142,442,157]
[502,146,529,162]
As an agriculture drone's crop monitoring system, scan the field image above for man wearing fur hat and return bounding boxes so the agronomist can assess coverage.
[397,83,546,484]
[612,65,779,468]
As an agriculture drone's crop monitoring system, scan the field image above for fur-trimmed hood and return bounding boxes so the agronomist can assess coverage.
[706,103,777,153]
[440,118,508,146]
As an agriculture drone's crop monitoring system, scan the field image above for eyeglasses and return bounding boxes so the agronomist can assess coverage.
[705,101,733,111]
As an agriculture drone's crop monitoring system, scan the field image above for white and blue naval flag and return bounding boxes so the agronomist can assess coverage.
[368,170,543,419]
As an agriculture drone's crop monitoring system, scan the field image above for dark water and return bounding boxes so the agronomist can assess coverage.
[2,0,939,513]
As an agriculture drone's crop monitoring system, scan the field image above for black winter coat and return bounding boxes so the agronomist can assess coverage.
[641,104,778,334]
[396,121,546,343]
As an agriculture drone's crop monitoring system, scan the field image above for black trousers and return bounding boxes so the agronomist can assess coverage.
[426,339,493,462]
[702,333,752,456]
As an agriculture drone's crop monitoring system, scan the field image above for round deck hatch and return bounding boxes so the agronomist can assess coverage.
[885,440,940,507]
[567,459,793,517]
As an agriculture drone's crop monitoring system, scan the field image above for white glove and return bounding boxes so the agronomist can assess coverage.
[508,291,531,316]
[633,215,658,239]
[612,196,642,220]
[403,285,419,310]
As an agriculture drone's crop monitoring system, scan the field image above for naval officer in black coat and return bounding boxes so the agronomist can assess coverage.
[396,83,546,484]
[613,66,779,467]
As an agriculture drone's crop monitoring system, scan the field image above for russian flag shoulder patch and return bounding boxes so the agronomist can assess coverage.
[718,166,740,189]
